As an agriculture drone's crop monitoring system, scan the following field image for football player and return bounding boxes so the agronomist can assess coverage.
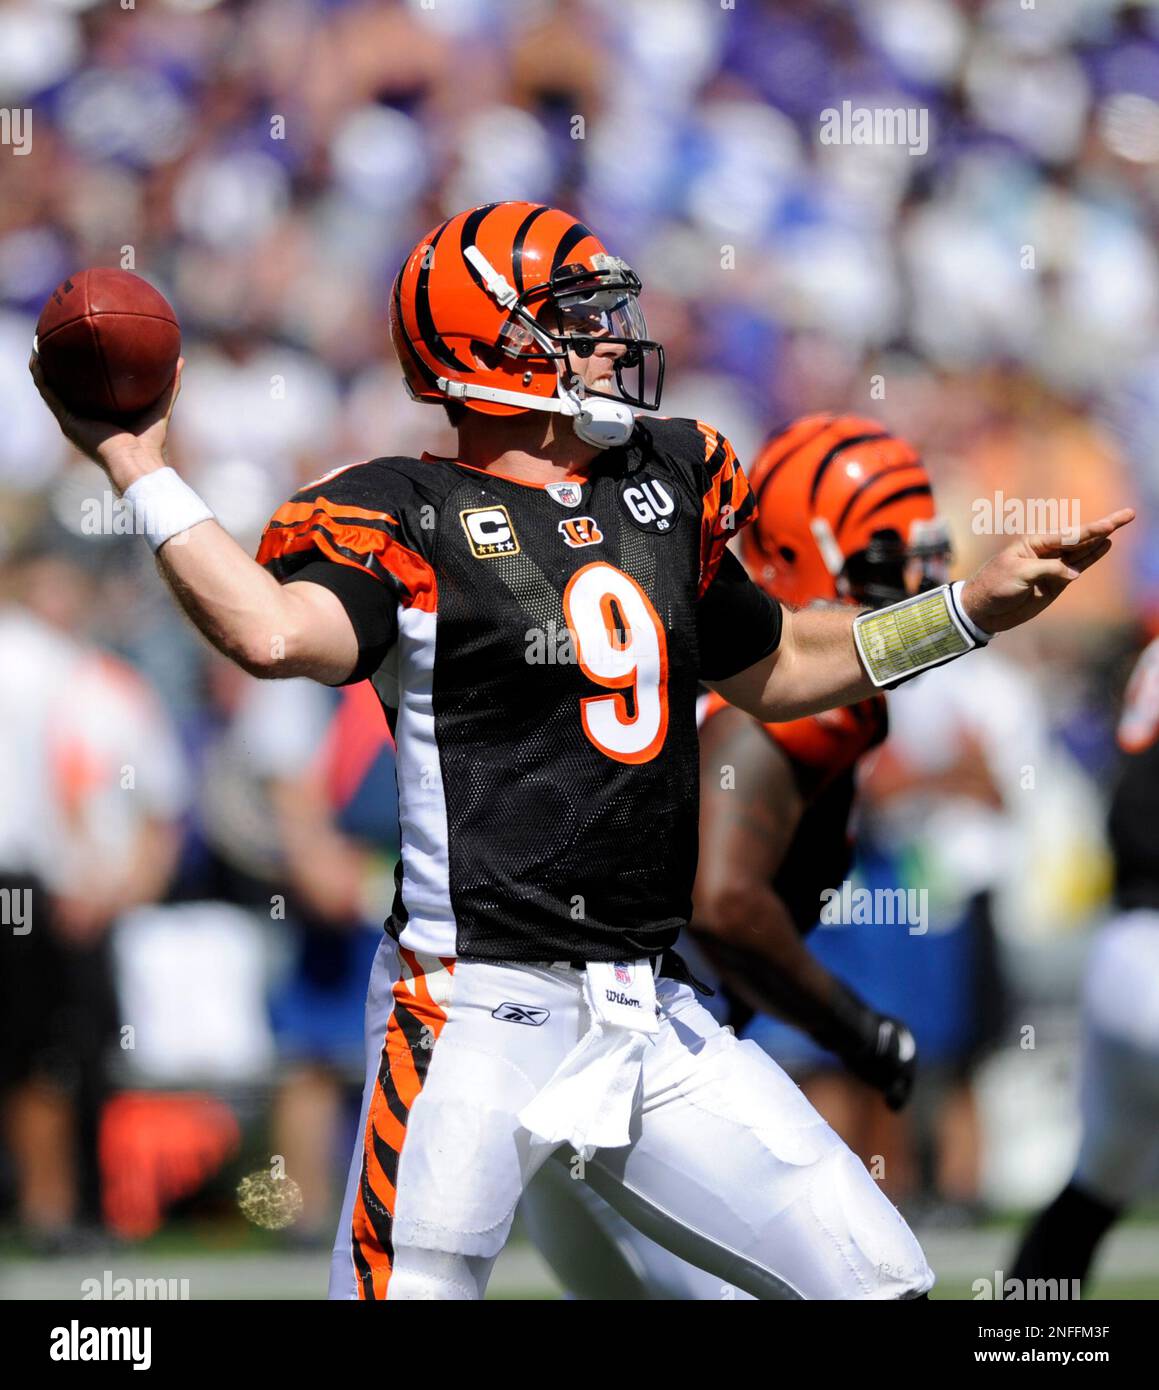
[1010,634,1159,1293]
[522,416,944,1298]
[32,201,1131,1300]
[694,415,942,1104]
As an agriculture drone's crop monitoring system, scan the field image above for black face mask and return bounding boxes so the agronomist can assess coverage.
[844,529,952,609]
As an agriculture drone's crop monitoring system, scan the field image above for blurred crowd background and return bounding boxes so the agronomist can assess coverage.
[2,0,1159,1282]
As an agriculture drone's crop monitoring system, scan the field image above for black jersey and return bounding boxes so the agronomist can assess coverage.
[257,416,780,962]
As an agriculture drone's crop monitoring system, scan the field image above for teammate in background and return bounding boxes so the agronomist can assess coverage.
[32,201,1130,1300]
[1011,634,1159,1292]
[693,415,942,1103]
[846,645,1040,1213]
[524,415,945,1298]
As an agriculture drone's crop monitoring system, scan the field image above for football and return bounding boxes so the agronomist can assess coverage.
[35,267,180,419]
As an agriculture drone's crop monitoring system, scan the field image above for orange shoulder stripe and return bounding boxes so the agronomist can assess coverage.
[258,504,436,612]
[268,498,399,529]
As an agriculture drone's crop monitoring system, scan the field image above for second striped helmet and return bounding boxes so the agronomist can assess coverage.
[741,414,951,609]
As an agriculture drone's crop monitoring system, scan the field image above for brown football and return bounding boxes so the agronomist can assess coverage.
[35,268,181,418]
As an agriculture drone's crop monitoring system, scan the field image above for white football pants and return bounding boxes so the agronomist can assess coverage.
[328,936,933,1300]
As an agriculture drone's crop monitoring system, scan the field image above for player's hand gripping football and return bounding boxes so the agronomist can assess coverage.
[28,351,182,491]
[960,509,1135,635]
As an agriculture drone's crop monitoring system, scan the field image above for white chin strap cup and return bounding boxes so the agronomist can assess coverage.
[436,376,637,450]
[571,397,635,449]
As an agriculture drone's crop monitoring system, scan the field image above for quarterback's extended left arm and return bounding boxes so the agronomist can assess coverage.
[710,510,1134,723]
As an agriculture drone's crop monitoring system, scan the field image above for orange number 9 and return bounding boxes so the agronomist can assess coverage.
[562,561,669,764]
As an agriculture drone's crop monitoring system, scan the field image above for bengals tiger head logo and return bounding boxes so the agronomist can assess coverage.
[558,516,603,548]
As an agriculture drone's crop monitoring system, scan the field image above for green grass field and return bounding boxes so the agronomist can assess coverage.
[4,1218,1158,1300]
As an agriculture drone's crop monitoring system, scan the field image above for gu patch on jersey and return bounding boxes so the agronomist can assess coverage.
[460,505,520,558]
[619,476,680,533]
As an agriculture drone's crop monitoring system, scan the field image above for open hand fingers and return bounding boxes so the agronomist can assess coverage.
[1020,557,1080,592]
[1018,540,1112,595]
[1065,537,1113,574]
[1030,508,1134,556]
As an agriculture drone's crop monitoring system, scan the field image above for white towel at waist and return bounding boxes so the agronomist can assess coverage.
[518,958,658,1153]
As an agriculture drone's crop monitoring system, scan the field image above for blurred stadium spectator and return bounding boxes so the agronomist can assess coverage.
[0,524,187,1247]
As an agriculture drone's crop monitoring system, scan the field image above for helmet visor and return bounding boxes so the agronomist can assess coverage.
[503,261,665,411]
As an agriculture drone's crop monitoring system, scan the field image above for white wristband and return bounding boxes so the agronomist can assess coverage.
[949,579,993,645]
[122,467,214,553]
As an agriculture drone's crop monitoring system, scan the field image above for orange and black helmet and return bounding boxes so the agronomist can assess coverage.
[390,201,663,419]
[740,414,951,610]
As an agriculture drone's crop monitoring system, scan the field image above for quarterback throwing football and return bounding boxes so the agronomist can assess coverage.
[33,201,1131,1300]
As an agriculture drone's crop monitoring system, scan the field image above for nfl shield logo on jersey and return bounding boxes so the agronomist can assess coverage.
[545,481,583,507]
[614,961,632,986]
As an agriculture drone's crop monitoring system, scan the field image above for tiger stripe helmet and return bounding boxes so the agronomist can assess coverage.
[390,202,663,429]
[740,414,951,609]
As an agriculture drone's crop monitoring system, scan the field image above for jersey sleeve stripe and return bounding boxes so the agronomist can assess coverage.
[696,419,720,461]
[258,504,437,612]
[267,497,400,528]
[697,431,756,595]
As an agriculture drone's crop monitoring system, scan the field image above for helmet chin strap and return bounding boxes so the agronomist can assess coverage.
[436,374,636,450]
